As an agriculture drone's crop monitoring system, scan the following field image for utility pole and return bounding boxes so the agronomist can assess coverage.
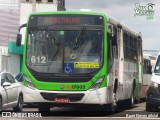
[57,0,66,11]
[32,0,36,12]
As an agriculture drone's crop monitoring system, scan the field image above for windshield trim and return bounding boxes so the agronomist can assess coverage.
[27,65,101,77]
[28,25,104,32]
[26,28,104,75]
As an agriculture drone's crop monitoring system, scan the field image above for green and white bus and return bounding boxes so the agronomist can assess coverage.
[16,11,143,112]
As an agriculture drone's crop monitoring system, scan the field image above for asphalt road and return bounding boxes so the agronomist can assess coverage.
[0,102,160,120]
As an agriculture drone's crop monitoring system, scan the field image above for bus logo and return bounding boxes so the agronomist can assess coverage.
[60,85,65,89]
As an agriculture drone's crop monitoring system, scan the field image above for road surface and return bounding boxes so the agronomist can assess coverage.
[0,102,159,120]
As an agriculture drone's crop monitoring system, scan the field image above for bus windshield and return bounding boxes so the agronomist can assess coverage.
[26,24,103,74]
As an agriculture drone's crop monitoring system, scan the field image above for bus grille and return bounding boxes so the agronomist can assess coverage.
[40,92,85,102]
[34,76,91,83]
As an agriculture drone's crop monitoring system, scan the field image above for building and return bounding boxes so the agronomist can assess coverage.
[0,0,20,46]
[0,0,20,76]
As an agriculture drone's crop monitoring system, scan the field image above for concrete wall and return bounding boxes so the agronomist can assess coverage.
[8,53,20,77]
[0,0,20,46]
[0,46,20,77]
[20,3,57,43]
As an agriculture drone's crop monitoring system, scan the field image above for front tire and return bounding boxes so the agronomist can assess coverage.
[108,93,117,112]
[13,94,23,112]
[127,94,134,109]
[101,93,117,113]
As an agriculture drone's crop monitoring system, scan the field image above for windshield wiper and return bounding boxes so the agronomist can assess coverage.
[73,27,86,50]
[47,32,61,72]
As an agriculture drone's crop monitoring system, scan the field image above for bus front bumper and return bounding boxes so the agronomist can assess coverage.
[23,86,112,105]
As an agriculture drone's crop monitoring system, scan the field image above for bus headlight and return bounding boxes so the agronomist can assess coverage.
[89,76,104,91]
[24,76,36,90]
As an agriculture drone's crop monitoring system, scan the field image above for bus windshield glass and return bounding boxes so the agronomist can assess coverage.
[26,14,104,74]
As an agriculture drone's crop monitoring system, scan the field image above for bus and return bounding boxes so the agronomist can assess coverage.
[141,54,156,100]
[16,11,143,112]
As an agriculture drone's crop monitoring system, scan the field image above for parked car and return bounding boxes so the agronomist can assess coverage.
[146,52,160,112]
[0,71,23,112]
[15,73,37,108]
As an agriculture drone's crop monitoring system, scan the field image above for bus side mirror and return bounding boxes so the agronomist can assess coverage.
[16,33,22,46]
[16,23,27,46]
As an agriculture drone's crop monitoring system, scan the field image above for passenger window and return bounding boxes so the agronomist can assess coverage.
[123,32,128,60]
[6,73,15,84]
[112,27,118,58]
[143,59,152,74]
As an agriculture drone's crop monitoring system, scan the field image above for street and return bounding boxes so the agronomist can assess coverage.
[0,102,160,120]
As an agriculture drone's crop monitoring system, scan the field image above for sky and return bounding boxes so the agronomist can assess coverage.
[66,0,160,51]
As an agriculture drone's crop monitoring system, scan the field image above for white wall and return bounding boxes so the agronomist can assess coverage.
[0,0,19,46]
[0,46,20,77]
[20,3,57,24]
[20,3,57,44]
[8,53,20,77]
[0,46,9,72]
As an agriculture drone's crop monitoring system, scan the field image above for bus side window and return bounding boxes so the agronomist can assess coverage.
[147,60,152,74]
[123,32,127,60]
[130,36,133,60]
[107,32,114,71]
[143,59,152,74]
[133,38,138,61]
[112,27,118,59]
[138,39,142,62]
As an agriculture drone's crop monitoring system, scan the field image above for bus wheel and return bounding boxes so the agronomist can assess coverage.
[127,94,134,109]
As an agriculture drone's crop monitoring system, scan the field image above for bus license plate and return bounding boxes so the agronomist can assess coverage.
[54,98,70,103]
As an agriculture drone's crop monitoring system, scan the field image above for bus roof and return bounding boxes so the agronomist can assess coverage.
[143,53,157,60]
[107,15,141,37]
[143,54,151,60]
[29,11,106,17]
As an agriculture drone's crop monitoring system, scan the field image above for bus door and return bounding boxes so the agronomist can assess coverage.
[107,24,119,102]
